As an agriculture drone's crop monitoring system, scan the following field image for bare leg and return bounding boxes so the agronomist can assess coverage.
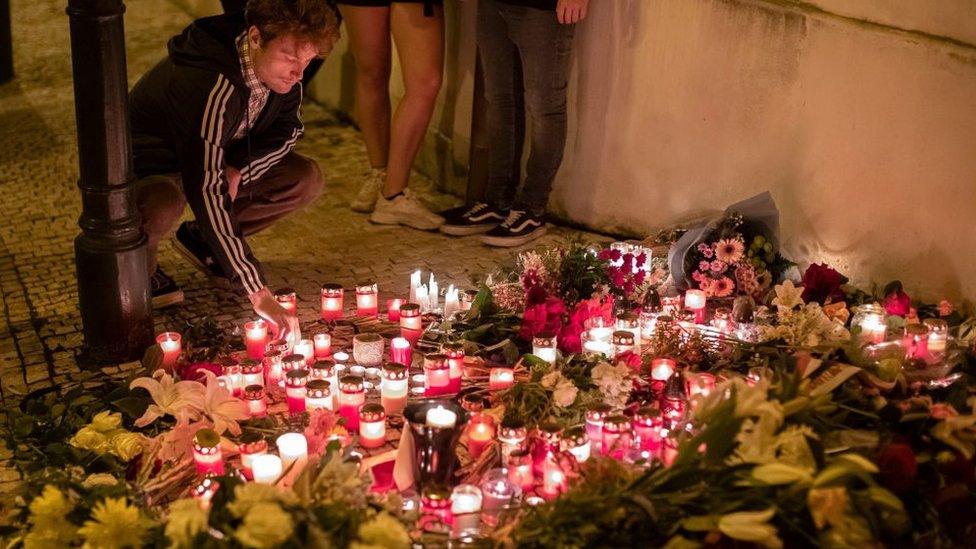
[339,5,393,170]
[385,2,444,196]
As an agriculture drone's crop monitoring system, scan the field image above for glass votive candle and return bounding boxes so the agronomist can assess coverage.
[243,385,268,417]
[615,312,641,341]
[192,428,224,476]
[282,353,306,376]
[582,331,613,357]
[585,403,613,450]
[219,358,243,397]
[424,353,452,396]
[853,304,887,345]
[902,323,930,360]
[710,307,734,336]
[320,283,344,321]
[293,339,314,365]
[633,405,663,452]
[924,318,949,356]
[612,330,636,356]
[381,363,409,415]
[639,310,660,343]
[540,458,567,499]
[251,454,283,484]
[498,418,527,463]
[488,366,515,391]
[313,333,332,359]
[479,468,521,525]
[338,375,366,432]
[244,319,269,360]
[310,359,336,382]
[450,484,483,538]
[386,298,405,322]
[263,350,284,386]
[274,287,298,314]
[276,432,308,470]
[602,415,633,458]
[421,486,453,532]
[305,379,332,411]
[285,369,309,414]
[239,432,268,480]
[156,332,182,370]
[389,336,412,366]
[466,413,495,460]
[441,342,465,393]
[650,358,677,392]
[240,358,264,388]
[684,290,707,323]
[355,283,379,317]
[538,421,563,456]
[399,303,423,343]
[531,332,558,364]
[358,403,387,448]
[190,476,220,510]
[560,425,591,463]
[507,449,534,491]
[352,333,385,368]
[685,371,717,400]
[266,338,290,356]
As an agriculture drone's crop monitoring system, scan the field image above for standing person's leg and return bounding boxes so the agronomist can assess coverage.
[234,152,325,235]
[368,1,445,230]
[133,174,186,307]
[339,3,394,212]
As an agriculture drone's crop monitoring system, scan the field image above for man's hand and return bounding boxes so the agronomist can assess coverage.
[249,287,301,345]
[226,165,242,201]
[556,0,589,24]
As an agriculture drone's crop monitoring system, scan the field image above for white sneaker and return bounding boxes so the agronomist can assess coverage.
[370,189,445,231]
[350,168,386,213]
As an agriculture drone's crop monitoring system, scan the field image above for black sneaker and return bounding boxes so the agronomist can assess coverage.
[480,210,547,247]
[150,267,184,309]
[172,221,231,287]
[439,202,508,236]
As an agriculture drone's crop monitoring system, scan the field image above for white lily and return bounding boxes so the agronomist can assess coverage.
[130,370,206,428]
[771,280,804,313]
[201,371,249,436]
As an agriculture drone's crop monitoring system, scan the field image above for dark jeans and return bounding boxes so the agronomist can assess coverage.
[135,152,323,272]
[477,0,575,217]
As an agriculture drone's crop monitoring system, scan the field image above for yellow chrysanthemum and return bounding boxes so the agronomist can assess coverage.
[78,497,150,549]
[234,502,294,548]
[227,482,297,519]
[89,411,123,433]
[164,498,210,548]
[352,512,411,549]
[25,485,77,547]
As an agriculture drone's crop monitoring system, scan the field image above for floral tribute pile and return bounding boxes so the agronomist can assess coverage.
[4,206,976,549]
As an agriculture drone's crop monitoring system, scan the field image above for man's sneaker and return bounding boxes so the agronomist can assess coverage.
[439,202,508,236]
[350,167,386,213]
[369,189,445,231]
[150,267,184,309]
[480,210,547,247]
[172,221,230,287]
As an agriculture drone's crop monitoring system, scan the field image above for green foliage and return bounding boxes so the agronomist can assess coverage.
[557,240,611,304]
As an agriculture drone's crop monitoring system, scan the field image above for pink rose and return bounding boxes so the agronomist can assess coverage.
[882,284,912,317]
[939,299,954,317]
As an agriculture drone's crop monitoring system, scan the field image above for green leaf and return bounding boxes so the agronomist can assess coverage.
[112,396,149,419]
[142,344,163,372]
[682,515,718,532]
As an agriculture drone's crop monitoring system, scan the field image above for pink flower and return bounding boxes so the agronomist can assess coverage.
[710,260,727,274]
[712,276,735,298]
[621,253,634,271]
[714,238,745,264]
[635,252,647,268]
[616,351,643,372]
[697,242,714,259]
[882,285,912,317]
[634,270,646,285]
[599,248,621,262]
[304,409,346,456]
[177,361,222,382]
[520,297,566,342]
[939,299,954,317]
[699,260,711,272]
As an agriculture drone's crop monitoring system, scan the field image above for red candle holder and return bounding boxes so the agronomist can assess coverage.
[399,303,423,344]
[386,298,405,322]
[507,449,534,491]
[466,413,495,459]
[602,415,633,459]
[560,425,591,463]
[313,333,332,359]
[156,332,182,370]
[488,367,515,391]
[585,403,613,450]
[424,353,452,396]
[263,350,284,387]
[320,283,344,321]
[420,486,453,533]
[243,385,268,418]
[240,359,264,388]
[274,287,298,314]
[338,375,366,432]
[498,418,527,463]
[359,403,387,448]
[192,428,224,476]
[355,283,379,317]
[218,357,242,397]
[244,319,269,360]
[390,336,412,366]
[284,369,309,415]
[440,342,465,393]
[381,363,408,416]
[633,405,663,453]
[239,432,268,480]
[305,379,333,411]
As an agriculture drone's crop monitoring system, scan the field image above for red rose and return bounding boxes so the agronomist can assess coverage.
[800,263,848,305]
[875,442,917,494]
[178,361,222,382]
[882,286,912,317]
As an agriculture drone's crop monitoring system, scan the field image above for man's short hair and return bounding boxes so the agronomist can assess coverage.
[245,0,341,53]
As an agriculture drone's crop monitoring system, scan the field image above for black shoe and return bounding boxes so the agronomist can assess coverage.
[172,221,231,287]
[150,267,184,309]
[480,210,547,247]
[439,202,509,236]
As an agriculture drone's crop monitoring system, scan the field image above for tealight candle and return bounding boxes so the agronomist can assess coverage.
[239,432,268,480]
[426,405,458,428]
[386,298,405,322]
[251,454,283,484]
[582,335,612,357]
[612,330,636,356]
[355,283,379,317]
[156,332,182,370]
[294,339,314,365]
[532,332,558,364]
[219,358,243,397]
[338,376,366,431]
[390,336,412,366]
[615,312,641,342]
[352,333,384,368]
[424,353,452,396]
[399,303,423,344]
[507,449,534,491]
[358,403,387,448]
[602,415,633,458]
[685,371,717,400]
[276,432,308,470]
[450,484,483,538]
[274,287,298,314]
[284,369,309,414]
[488,366,515,391]
[560,425,591,463]
[263,350,284,387]
[443,285,460,320]
[243,385,268,417]
[381,363,408,415]
[320,283,344,321]
[240,359,264,388]
[192,428,224,476]
[441,342,465,393]
[305,379,332,411]
[588,325,613,343]
[313,333,332,359]
[650,357,677,389]
[480,468,520,524]
[244,320,269,360]
[854,304,887,345]
[684,290,707,324]
[541,459,567,499]
[466,414,495,459]
[585,403,612,449]
[633,405,663,452]
[924,318,948,356]
[498,419,527,463]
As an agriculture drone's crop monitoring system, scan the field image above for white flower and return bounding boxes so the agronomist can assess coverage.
[540,370,579,407]
[591,361,633,409]
[89,411,123,433]
[201,372,249,436]
[130,370,206,427]
[771,280,804,313]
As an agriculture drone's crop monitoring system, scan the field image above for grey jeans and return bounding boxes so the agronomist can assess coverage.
[477,0,576,217]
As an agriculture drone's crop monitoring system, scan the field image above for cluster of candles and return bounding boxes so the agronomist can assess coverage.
[852,303,950,361]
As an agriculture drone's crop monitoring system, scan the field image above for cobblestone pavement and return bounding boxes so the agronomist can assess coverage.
[0,0,602,404]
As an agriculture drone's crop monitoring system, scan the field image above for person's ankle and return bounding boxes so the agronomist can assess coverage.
[382,190,404,201]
